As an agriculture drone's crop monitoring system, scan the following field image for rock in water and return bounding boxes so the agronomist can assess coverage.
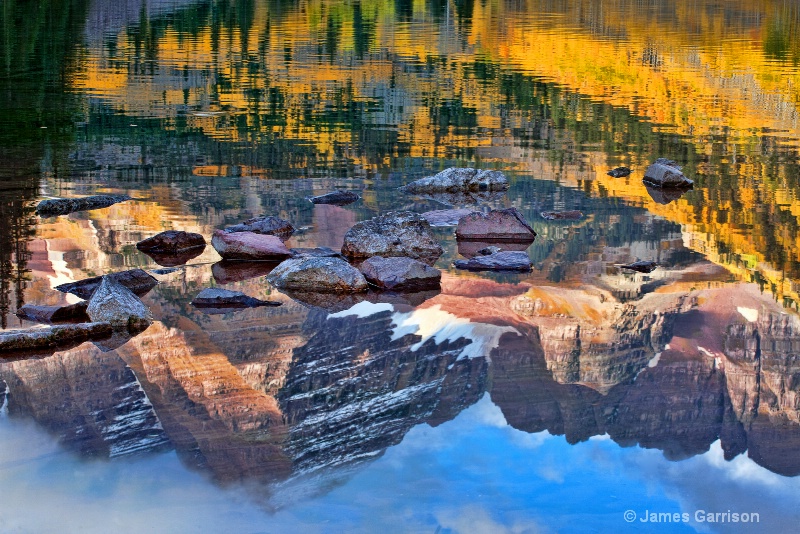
[36,194,132,217]
[642,158,694,188]
[455,208,536,242]
[307,190,361,206]
[420,208,477,227]
[341,211,443,265]
[223,216,296,241]
[211,230,292,261]
[0,322,113,354]
[607,167,632,178]
[359,256,441,291]
[454,251,532,271]
[56,269,158,300]
[16,302,89,324]
[267,257,368,292]
[399,167,509,193]
[619,260,658,273]
[540,210,583,221]
[458,240,530,258]
[191,288,281,309]
[476,246,502,256]
[136,230,206,253]
[86,277,153,330]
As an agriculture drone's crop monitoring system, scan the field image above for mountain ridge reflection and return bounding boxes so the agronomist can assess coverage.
[2,269,800,507]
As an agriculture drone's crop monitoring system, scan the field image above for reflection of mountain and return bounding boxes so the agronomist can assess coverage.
[3,268,800,504]
[0,346,169,457]
[279,307,488,473]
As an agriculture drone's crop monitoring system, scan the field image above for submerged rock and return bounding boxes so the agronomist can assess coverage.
[607,167,632,178]
[540,210,583,221]
[411,190,507,206]
[341,211,443,265]
[86,277,153,330]
[36,194,132,217]
[211,230,292,261]
[420,208,477,227]
[191,288,281,311]
[477,246,503,256]
[16,302,89,324]
[0,322,112,354]
[359,256,441,292]
[643,158,693,188]
[211,260,279,284]
[136,230,206,253]
[307,190,360,206]
[619,260,658,273]
[454,251,532,272]
[56,269,158,300]
[457,240,531,259]
[455,208,536,242]
[223,216,295,241]
[399,167,509,193]
[267,257,368,293]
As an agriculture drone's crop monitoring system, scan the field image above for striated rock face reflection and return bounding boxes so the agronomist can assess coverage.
[3,277,800,502]
[279,307,487,473]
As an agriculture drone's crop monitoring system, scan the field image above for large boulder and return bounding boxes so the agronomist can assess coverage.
[86,277,153,330]
[341,211,443,265]
[191,288,281,310]
[307,190,360,206]
[223,216,295,241]
[136,230,206,253]
[211,230,292,261]
[16,302,89,324]
[455,208,536,242]
[642,158,694,188]
[359,256,441,291]
[56,269,158,300]
[36,194,132,217]
[0,322,112,354]
[454,251,532,271]
[421,208,477,227]
[399,168,508,193]
[267,257,368,293]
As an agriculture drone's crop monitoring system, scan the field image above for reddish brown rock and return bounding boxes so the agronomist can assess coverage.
[136,230,206,253]
[211,230,292,261]
[455,208,536,242]
[211,261,279,284]
[16,302,89,324]
[359,256,441,291]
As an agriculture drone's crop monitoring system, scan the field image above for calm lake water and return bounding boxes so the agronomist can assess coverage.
[3,0,800,532]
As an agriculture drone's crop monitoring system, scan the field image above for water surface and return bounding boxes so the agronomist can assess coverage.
[2,0,800,532]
